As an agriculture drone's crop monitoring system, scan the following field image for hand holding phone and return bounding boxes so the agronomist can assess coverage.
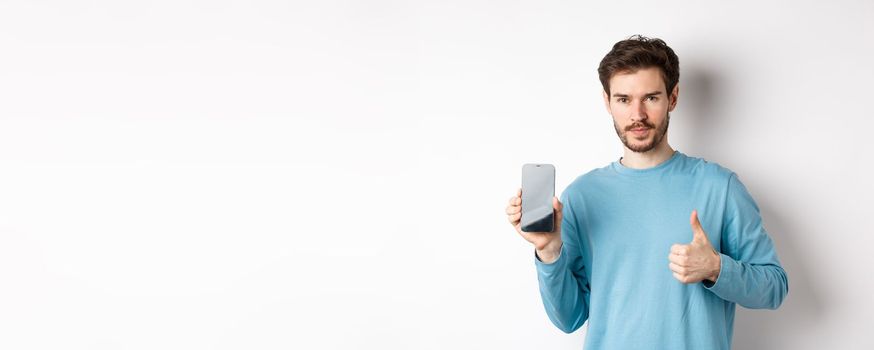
[505,164,563,262]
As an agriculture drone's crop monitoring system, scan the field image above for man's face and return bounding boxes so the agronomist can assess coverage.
[602,66,678,153]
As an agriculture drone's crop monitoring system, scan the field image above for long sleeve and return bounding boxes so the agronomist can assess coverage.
[703,173,789,309]
[534,190,591,333]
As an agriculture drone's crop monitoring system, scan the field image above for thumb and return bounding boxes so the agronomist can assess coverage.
[690,209,709,243]
[553,197,563,223]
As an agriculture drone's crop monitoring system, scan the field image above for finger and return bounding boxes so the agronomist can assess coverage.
[508,188,522,205]
[668,262,685,274]
[506,205,521,215]
[553,197,563,210]
[670,244,690,256]
[672,272,691,284]
[508,212,521,224]
[690,210,710,244]
[551,197,563,232]
[668,253,688,266]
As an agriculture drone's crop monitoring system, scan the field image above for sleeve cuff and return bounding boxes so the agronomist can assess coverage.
[534,242,567,275]
[703,252,737,296]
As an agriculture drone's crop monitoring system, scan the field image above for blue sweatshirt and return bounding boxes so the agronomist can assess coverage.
[535,150,788,349]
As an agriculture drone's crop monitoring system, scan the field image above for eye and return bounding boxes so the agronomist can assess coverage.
[617,97,628,103]
[647,96,658,101]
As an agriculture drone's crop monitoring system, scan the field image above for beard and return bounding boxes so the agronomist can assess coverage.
[613,112,670,153]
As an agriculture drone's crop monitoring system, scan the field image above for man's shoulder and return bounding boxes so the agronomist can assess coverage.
[560,162,618,201]
[678,152,737,182]
[567,162,615,188]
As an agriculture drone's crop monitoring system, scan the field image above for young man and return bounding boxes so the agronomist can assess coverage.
[504,35,788,349]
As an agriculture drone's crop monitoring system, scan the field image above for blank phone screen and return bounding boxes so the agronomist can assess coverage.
[521,164,555,233]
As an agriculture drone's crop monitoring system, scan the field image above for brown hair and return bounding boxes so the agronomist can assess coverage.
[597,34,679,97]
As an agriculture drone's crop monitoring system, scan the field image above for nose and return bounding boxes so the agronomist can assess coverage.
[629,99,648,123]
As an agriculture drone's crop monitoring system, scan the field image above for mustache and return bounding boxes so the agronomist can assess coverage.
[625,121,655,131]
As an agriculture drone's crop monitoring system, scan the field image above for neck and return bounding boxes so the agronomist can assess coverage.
[619,138,675,169]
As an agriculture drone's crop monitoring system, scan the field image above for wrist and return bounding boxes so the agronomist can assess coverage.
[536,240,562,263]
[709,250,721,282]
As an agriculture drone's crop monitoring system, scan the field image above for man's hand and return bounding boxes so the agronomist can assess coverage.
[668,210,721,284]
[506,188,563,263]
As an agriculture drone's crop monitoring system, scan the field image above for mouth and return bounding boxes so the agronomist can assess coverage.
[629,127,651,137]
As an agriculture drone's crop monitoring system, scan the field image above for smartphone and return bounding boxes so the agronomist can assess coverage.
[521,163,556,233]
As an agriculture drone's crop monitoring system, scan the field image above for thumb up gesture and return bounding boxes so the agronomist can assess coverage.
[668,210,721,284]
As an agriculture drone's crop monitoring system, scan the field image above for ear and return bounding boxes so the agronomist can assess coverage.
[668,84,679,112]
[602,90,611,113]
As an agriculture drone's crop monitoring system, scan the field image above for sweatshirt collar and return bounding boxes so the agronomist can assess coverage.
[611,150,682,176]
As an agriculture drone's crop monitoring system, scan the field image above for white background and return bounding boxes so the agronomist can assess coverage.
[1,0,872,349]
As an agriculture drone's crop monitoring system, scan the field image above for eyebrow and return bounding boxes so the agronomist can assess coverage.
[612,91,663,98]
